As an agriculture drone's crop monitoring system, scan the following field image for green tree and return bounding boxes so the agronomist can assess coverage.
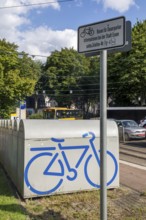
[36,48,90,110]
[0,39,41,118]
[108,20,146,106]
[79,56,100,117]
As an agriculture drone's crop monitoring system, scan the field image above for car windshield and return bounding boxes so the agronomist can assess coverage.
[122,120,138,127]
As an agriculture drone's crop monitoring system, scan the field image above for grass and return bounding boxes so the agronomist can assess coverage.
[0,166,28,220]
[140,191,146,197]
[23,190,101,220]
[0,165,146,220]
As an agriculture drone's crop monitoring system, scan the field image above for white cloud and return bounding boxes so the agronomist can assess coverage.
[0,0,76,61]
[103,0,136,13]
[94,0,137,13]
[0,0,60,11]
[17,27,77,58]
[0,0,139,61]
[0,0,60,33]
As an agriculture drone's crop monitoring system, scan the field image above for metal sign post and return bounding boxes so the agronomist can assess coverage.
[100,50,107,220]
[78,16,128,220]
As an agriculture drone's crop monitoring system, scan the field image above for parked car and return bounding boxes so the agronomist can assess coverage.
[116,119,146,141]
[139,117,146,128]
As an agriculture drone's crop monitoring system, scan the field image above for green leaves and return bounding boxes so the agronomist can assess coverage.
[37,48,90,107]
[107,20,146,106]
[0,39,41,118]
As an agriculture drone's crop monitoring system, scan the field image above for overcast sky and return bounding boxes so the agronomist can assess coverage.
[0,0,144,61]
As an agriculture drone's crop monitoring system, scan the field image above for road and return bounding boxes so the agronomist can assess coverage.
[119,139,146,192]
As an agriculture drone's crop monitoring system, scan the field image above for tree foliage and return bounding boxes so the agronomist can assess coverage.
[108,20,146,106]
[36,48,92,109]
[78,56,100,115]
[0,39,41,118]
[2,19,146,119]
[36,20,146,112]
[38,20,146,110]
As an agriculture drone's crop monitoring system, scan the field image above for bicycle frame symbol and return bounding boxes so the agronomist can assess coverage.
[24,132,118,195]
[80,27,94,38]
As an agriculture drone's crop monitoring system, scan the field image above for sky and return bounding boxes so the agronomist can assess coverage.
[0,0,145,61]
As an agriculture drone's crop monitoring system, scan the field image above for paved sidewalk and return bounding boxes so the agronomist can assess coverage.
[120,161,146,192]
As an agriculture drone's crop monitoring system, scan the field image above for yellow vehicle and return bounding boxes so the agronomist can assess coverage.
[43,107,83,120]
[10,113,17,120]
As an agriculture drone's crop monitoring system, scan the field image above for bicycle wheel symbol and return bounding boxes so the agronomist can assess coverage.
[84,150,118,188]
[24,152,64,195]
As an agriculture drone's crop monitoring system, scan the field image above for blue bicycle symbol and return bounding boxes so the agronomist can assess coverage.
[24,132,118,195]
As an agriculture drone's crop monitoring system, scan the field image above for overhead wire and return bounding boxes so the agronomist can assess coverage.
[0,0,74,10]
[35,83,134,94]
[1,48,146,62]
[1,48,145,97]
[34,90,137,96]
[37,93,100,97]
[1,48,143,89]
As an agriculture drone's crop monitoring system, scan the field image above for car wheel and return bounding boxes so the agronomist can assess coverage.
[124,133,130,141]
[143,124,146,128]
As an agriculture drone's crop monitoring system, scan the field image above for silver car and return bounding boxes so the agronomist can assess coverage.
[116,119,146,141]
[139,117,146,128]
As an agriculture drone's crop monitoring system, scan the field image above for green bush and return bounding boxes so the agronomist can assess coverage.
[29,113,43,119]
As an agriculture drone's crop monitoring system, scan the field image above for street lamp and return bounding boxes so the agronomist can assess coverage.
[138,96,141,106]
[34,91,38,113]
[42,90,46,107]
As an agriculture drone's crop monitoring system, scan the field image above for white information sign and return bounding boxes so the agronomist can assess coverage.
[78,16,125,53]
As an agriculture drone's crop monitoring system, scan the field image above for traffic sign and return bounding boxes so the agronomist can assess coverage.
[78,16,126,53]
[85,21,131,57]
[20,101,26,110]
